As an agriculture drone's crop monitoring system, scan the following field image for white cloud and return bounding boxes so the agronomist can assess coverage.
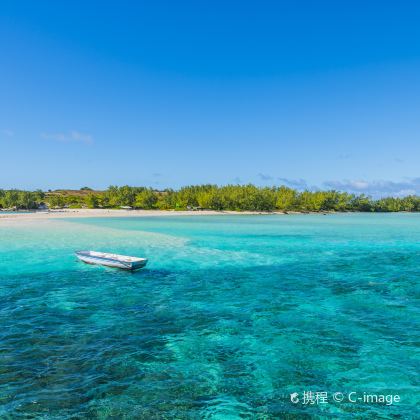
[324,178,420,198]
[277,177,308,189]
[258,173,273,181]
[70,131,93,143]
[42,132,66,142]
[41,130,93,144]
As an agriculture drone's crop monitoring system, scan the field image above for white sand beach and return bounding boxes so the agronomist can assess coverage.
[0,208,289,222]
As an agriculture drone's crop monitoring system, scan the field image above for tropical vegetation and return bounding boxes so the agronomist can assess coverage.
[0,185,419,212]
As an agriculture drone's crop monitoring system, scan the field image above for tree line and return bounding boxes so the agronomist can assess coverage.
[0,185,419,212]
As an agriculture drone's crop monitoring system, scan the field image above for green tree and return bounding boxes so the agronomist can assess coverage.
[18,191,37,209]
[3,190,20,208]
[350,194,372,212]
[85,194,99,208]
[276,186,296,211]
[0,185,417,213]
[48,194,65,208]
[134,189,158,209]
[296,191,325,211]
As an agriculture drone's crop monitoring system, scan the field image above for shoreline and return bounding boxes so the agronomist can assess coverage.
[0,208,416,222]
[0,208,294,221]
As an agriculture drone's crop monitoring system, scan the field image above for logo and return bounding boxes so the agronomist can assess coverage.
[332,392,344,402]
[290,392,299,404]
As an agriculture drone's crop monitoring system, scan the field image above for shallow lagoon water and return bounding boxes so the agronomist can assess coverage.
[0,214,419,418]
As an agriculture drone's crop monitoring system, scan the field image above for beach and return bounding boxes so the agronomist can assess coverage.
[0,208,292,221]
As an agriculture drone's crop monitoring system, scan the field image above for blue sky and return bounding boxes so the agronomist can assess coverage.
[1,1,419,196]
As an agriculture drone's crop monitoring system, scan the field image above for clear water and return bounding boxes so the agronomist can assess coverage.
[0,214,418,418]
[0,211,37,214]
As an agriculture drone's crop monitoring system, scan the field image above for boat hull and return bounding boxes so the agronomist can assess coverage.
[76,252,148,271]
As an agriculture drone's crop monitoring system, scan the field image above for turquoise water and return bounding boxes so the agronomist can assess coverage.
[0,214,418,418]
[0,211,37,214]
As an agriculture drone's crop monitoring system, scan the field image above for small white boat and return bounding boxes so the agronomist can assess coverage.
[75,250,148,271]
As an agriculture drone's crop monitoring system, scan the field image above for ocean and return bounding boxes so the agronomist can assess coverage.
[0,214,418,418]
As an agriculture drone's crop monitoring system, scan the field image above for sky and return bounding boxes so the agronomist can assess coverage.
[1,0,419,196]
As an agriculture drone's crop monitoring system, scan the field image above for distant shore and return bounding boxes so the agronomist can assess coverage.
[0,208,300,221]
[1,209,417,223]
